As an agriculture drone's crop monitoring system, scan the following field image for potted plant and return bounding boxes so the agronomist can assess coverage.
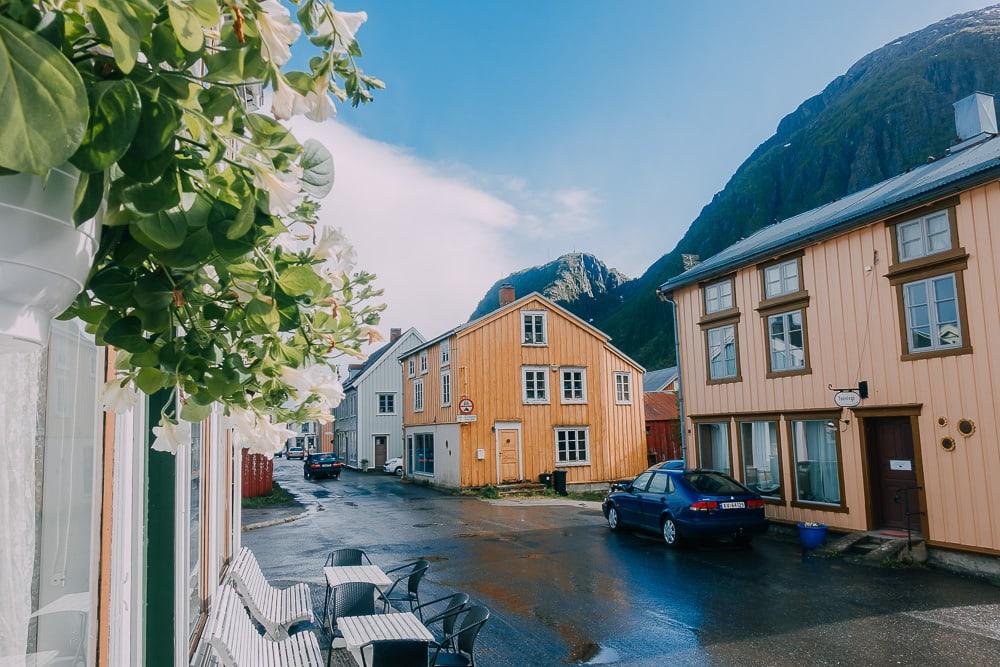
[0,0,385,455]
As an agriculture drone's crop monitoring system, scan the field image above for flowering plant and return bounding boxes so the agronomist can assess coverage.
[0,0,385,454]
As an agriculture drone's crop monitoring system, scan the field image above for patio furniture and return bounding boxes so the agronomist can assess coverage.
[207,585,322,667]
[413,593,470,651]
[322,565,392,628]
[429,606,491,667]
[225,546,314,640]
[325,547,373,567]
[358,639,429,667]
[328,581,377,639]
[337,612,435,667]
[377,560,430,617]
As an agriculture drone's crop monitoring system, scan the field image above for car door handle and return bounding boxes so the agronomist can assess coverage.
[659,496,667,504]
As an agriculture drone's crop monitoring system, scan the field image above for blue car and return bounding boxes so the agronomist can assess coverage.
[602,467,768,546]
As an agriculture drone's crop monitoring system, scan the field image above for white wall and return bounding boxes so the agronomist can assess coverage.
[404,423,462,488]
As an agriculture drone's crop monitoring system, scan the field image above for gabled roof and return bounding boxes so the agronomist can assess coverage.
[644,391,679,421]
[660,135,1000,292]
[643,367,678,393]
[343,327,423,390]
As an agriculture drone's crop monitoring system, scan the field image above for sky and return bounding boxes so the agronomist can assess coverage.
[288,0,992,344]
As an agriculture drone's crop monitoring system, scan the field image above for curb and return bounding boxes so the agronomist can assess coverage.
[484,498,605,510]
[242,509,309,532]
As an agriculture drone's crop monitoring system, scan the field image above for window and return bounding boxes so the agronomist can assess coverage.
[739,421,781,499]
[790,419,842,506]
[440,341,450,366]
[646,472,669,494]
[614,372,633,404]
[419,351,428,374]
[767,310,806,373]
[763,258,800,298]
[707,324,738,380]
[377,393,395,415]
[413,433,434,475]
[630,471,653,491]
[413,379,424,412]
[696,421,731,475]
[704,279,734,314]
[522,310,547,345]
[897,210,952,262]
[903,274,962,353]
[522,366,549,404]
[189,421,204,637]
[555,427,589,465]
[560,368,587,403]
[684,472,746,495]
[441,370,451,406]
[407,359,415,377]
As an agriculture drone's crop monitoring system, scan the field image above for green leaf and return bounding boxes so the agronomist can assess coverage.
[133,210,188,250]
[180,399,213,422]
[227,197,256,239]
[155,227,213,268]
[278,266,322,297]
[131,93,180,159]
[88,266,134,306]
[103,316,149,353]
[134,274,175,308]
[34,11,65,49]
[83,0,156,74]
[167,0,203,52]
[118,141,174,182]
[299,139,335,198]
[123,169,181,214]
[70,79,142,172]
[245,299,280,335]
[0,16,88,174]
[73,171,104,225]
[135,367,167,394]
[138,306,172,333]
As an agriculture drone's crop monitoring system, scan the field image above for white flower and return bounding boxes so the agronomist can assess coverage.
[304,89,337,122]
[100,378,140,414]
[226,407,260,447]
[271,74,308,120]
[311,226,356,275]
[231,278,257,304]
[254,165,304,216]
[281,363,346,410]
[257,0,301,66]
[304,405,335,424]
[151,417,192,455]
[248,416,296,457]
[314,4,367,55]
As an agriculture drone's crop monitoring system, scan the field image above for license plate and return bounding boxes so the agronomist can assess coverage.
[321,464,332,468]
[720,501,745,509]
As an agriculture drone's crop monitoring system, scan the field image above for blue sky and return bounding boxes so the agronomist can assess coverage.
[292,0,991,337]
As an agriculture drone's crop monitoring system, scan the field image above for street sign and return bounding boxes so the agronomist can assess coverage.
[833,390,862,408]
[458,397,475,414]
[457,414,477,423]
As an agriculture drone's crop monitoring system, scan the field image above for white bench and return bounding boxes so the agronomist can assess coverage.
[207,585,323,667]
[226,547,315,640]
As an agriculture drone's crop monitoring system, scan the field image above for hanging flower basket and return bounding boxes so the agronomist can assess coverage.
[0,167,99,352]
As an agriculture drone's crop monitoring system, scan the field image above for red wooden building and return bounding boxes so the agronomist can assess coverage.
[644,391,681,465]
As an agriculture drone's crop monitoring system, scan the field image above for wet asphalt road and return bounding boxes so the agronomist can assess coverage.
[246,461,1000,666]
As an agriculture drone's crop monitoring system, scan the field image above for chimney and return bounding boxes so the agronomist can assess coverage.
[950,93,998,152]
[390,328,402,342]
[499,284,515,307]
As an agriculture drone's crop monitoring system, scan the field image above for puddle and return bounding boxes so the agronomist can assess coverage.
[312,490,330,498]
[577,644,620,664]
[343,501,357,507]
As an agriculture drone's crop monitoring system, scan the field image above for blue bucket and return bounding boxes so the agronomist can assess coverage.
[797,522,828,550]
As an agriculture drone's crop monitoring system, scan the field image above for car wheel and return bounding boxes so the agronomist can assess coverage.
[304,471,310,480]
[606,505,621,532]
[661,517,681,547]
[394,467,403,477]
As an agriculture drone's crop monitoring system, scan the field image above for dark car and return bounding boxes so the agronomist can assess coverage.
[602,467,767,546]
[303,452,343,480]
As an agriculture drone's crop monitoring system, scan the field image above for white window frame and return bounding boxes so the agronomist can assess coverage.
[440,340,450,367]
[559,367,587,404]
[767,310,806,373]
[707,324,738,380]
[419,351,428,374]
[704,279,734,314]
[521,366,550,404]
[407,358,415,377]
[763,258,800,298]
[441,370,451,407]
[554,426,590,466]
[377,392,396,415]
[521,310,548,346]
[614,371,633,404]
[413,379,424,412]
[897,210,952,263]
[902,273,963,353]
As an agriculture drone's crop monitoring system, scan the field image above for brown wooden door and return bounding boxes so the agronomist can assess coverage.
[865,417,918,530]
[374,436,387,468]
[498,429,520,482]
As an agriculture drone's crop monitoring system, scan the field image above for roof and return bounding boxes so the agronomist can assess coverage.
[644,391,679,422]
[342,327,423,391]
[660,135,1000,292]
[643,367,678,392]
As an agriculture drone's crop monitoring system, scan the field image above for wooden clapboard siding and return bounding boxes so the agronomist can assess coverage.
[674,182,1000,552]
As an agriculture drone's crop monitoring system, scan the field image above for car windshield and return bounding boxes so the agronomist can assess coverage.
[683,472,747,495]
[311,454,336,462]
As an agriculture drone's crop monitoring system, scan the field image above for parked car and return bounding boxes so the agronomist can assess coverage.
[304,452,344,480]
[382,456,404,476]
[286,446,305,460]
[602,467,767,547]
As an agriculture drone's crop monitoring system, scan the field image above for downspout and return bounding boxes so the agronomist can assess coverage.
[657,289,686,465]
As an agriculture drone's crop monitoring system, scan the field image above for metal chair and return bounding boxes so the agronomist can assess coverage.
[326,581,377,640]
[359,639,429,667]
[413,593,470,650]
[429,606,490,667]
[325,547,373,567]
[378,559,430,617]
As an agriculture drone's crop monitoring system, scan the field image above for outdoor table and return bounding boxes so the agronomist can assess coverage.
[323,565,394,632]
[338,612,434,666]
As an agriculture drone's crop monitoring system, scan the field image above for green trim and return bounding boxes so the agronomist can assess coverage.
[144,390,175,666]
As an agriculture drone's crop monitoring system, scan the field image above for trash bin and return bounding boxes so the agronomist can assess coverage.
[552,469,568,496]
[797,522,828,550]
[538,472,553,488]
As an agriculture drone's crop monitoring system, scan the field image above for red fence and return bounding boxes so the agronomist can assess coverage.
[241,451,273,498]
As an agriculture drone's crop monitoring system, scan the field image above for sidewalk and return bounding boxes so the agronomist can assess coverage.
[242,501,309,531]
[484,497,604,510]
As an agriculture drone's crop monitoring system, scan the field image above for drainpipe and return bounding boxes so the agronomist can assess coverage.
[658,289,686,465]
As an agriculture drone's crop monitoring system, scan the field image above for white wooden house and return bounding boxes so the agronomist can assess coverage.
[333,327,424,470]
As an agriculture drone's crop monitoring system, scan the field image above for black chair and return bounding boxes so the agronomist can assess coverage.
[360,639,429,667]
[413,593,470,650]
[326,581,377,643]
[325,547,373,567]
[378,559,430,617]
[429,606,490,667]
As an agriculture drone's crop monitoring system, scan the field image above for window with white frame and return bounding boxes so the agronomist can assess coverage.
[555,427,590,464]
[441,370,451,406]
[419,351,428,374]
[522,310,547,345]
[413,379,424,412]
[767,310,806,372]
[440,340,450,366]
[522,366,549,404]
[763,258,800,298]
[897,210,952,262]
[377,393,395,415]
[560,368,587,403]
[903,274,962,352]
[707,324,738,380]
[704,279,734,314]
[614,372,633,404]
[408,358,415,377]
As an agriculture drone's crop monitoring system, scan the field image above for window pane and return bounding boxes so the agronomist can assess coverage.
[190,423,202,637]
[898,221,923,260]
[647,473,669,494]
[765,266,782,296]
[696,422,730,475]
[792,420,841,505]
[782,262,799,293]
[740,421,780,498]
[926,213,951,253]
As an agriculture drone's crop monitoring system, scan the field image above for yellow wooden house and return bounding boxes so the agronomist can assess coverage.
[399,288,647,490]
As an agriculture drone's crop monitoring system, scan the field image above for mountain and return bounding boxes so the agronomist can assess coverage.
[469,253,628,322]
[592,6,1000,368]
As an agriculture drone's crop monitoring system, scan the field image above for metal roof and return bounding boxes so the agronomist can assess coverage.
[644,391,679,422]
[660,135,1000,292]
[342,327,422,390]
[642,367,678,393]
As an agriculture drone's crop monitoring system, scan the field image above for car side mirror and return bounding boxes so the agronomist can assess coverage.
[610,482,627,492]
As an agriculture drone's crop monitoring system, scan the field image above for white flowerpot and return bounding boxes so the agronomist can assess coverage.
[0,167,100,352]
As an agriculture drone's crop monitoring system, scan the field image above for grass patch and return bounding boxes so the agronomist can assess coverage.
[537,488,606,502]
[477,485,501,499]
[242,481,295,508]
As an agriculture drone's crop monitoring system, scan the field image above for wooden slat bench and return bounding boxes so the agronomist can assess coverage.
[207,585,323,667]
[226,547,315,640]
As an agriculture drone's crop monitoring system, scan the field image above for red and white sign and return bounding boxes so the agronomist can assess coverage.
[458,397,475,414]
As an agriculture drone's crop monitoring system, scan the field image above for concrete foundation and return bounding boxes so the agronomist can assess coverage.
[928,546,1000,583]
